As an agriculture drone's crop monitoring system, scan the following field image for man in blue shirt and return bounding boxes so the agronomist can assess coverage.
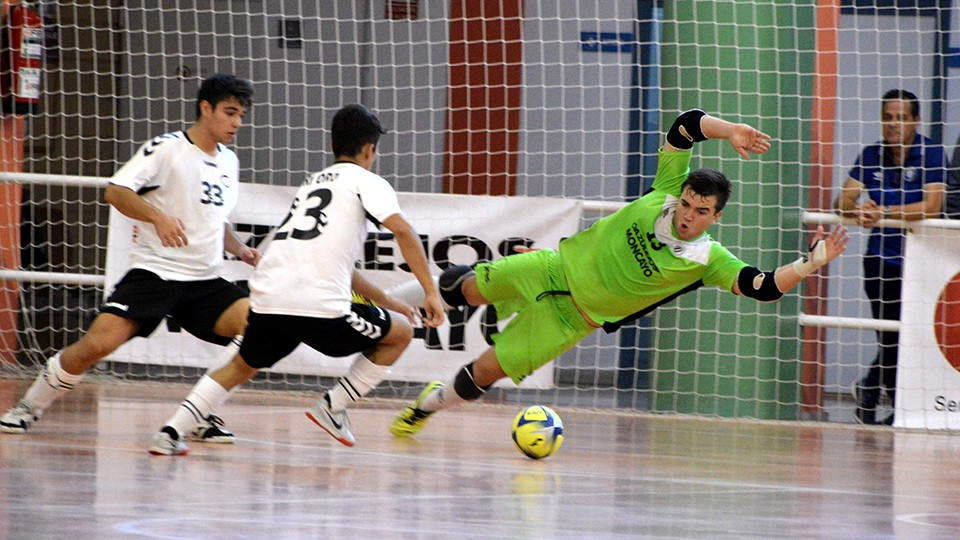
[835,89,948,425]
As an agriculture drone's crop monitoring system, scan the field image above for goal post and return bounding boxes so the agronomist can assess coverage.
[3,0,960,428]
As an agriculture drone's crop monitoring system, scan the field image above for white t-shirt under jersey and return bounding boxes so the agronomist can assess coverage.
[110,131,240,281]
[249,162,403,318]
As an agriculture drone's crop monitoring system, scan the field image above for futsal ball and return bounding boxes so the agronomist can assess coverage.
[511,405,564,460]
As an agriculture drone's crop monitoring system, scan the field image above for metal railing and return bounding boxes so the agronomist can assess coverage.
[0,172,109,286]
[799,210,960,332]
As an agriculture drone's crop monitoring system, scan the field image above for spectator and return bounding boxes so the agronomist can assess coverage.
[834,89,948,425]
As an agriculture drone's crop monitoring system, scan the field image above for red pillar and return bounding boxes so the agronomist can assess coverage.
[445,0,523,195]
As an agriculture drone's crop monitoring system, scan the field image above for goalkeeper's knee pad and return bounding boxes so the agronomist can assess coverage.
[453,362,487,401]
[439,265,474,307]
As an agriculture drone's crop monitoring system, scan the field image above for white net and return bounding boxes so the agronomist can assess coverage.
[3,0,959,427]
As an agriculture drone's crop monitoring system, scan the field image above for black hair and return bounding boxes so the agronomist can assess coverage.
[881,88,919,118]
[195,74,254,118]
[331,104,388,158]
[681,168,732,212]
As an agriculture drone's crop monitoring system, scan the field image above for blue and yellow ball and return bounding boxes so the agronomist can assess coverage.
[511,405,564,460]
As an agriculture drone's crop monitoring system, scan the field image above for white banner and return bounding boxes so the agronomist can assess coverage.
[898,223,960,428]
[105,183,582,389]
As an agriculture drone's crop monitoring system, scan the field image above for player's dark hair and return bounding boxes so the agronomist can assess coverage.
[195,74,254,118]
[882,88,919,118]
[331,104,388,158]
[681,168,731,212]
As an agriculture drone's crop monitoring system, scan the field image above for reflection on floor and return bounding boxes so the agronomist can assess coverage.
[0,379,958,539]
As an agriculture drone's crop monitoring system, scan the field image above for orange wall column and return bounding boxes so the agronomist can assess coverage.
[0,119,24,365]
[444,0,523,195]
[0,1,24,364]
[801,0,840,416]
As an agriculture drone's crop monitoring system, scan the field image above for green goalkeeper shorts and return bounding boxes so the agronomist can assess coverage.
[474,249,596,385]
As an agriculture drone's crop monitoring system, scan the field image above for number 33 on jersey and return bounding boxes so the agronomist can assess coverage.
[109,131,241,280]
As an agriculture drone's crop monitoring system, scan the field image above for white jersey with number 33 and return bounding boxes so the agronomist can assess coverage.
[250,162,403,318]
[110,131,240,281]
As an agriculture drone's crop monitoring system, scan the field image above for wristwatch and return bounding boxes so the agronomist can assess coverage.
[882,206,892,219]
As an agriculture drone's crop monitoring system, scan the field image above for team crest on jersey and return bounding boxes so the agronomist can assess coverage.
[903,168,917,183]
[873,171,883,184]
[220,174,233,188]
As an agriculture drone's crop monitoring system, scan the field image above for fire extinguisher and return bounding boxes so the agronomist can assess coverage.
[1,1,43,115]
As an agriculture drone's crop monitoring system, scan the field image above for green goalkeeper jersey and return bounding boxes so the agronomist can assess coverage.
[558,148,748,328]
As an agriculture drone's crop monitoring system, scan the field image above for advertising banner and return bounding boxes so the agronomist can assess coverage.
[105,183,582,388]
[897,223,960,428]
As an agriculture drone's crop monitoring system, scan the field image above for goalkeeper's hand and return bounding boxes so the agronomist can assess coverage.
[793,225,849,277]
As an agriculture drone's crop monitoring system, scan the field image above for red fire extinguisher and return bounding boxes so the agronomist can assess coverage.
[1,1,43,115]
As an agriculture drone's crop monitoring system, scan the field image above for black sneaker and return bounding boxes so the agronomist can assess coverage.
[189,414,235,444]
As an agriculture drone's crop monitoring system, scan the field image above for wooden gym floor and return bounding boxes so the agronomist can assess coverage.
[1,379,960,539]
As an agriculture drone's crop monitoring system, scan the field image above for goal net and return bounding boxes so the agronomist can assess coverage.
[2,0,958,428]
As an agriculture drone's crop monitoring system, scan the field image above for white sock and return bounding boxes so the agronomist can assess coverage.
[21,352,84,412]
[324,356,391,412]
[207,335,243,397]
[164,375,230,436]
[418,374,469,413]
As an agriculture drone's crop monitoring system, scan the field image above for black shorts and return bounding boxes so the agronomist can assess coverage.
[101,269,247,345]
[239,304,392,369]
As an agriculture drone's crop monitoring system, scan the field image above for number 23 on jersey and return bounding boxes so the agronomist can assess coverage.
[274,188,333,241]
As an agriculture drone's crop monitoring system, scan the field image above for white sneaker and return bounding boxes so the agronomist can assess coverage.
[189,414,235,444]
[148,428,189,456]
[305,395,355,447]
[0,401,41,434]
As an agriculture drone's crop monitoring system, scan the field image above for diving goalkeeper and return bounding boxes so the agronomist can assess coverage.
[390,109,848,436]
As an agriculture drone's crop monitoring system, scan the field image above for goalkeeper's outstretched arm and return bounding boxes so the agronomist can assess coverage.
[663,109,771,160]
[732,226,849,302]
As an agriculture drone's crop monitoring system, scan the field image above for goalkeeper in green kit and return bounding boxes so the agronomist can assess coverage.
[390,109,849,437]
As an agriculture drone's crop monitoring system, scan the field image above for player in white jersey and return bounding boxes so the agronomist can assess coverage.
[112,130,242,281]
[1,74,260,443]
[149,104,445,455]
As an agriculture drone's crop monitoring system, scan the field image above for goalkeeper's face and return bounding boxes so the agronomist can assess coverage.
[674,186,721,241]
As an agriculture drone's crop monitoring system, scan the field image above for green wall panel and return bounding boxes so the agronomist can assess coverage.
[654,0,816,419]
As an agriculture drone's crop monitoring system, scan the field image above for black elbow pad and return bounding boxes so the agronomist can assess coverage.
[737,266,783,302]
[666,109,708,150]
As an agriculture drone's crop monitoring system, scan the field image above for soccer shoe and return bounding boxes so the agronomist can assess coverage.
[389,381,444,438]
[149,427,189,456]
[305,395,355,447]
[0,401,41,434]
[189,414,235,444]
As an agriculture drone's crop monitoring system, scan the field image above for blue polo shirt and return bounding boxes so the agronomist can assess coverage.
[848,133,947,265]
